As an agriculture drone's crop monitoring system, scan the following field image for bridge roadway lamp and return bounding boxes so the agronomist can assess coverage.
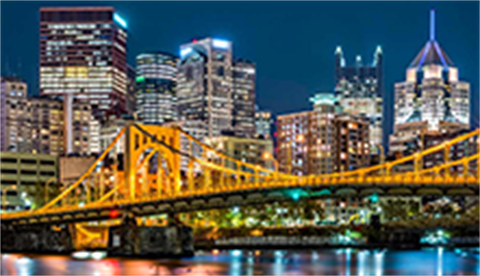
[262,151,278,174]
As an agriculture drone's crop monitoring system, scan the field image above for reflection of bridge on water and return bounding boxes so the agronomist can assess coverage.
[1,123,478,256]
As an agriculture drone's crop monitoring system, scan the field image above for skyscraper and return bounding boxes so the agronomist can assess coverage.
[177,37,233,138]
[1,77,30,152]
[390,10,470,154]
[29,96,99,156]
[276,111,311,175]
[232,58,256,138]
[309,93,337,174]
[135,52,178,124]
[334,45,383,152]
[255,108,273,139]
[39,7,128,122]
[126,64,136,116]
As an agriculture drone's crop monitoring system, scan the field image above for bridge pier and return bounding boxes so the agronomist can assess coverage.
[1,223,74,254]
[107,212,194,257]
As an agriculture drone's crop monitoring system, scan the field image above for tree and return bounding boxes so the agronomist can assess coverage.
[25,181,62,209]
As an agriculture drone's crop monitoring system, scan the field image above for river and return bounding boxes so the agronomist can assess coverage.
[1,248,479,275]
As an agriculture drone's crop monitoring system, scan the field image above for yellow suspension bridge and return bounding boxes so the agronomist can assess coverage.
[1,122,479,225]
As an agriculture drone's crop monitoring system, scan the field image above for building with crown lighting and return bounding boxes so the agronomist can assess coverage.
[334,45,383,153]
[390,10,470,154]
[39,7,128,123]
[177,38,234,138]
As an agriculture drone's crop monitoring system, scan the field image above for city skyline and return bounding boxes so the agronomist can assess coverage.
[1,1,479,146]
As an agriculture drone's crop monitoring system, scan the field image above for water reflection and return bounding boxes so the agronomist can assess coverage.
[1,248,478,275]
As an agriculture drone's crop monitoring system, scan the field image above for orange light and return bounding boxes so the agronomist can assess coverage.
[262,151,272,160]
[254,250,261,256]
[212,249,219,255]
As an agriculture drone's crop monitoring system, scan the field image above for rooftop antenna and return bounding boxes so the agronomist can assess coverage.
[430,9,435,41]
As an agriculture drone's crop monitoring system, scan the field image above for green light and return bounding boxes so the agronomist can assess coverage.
[309,93,337,106]
[369,193,379,203]
[286,189,308,201]
[136,76,145,82]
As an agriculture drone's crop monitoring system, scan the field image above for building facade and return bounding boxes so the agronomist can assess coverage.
[390,11,470,154]
[39,7,128,122]
[177,37,233,138]
[135,52,178,124]
[333,114,370,172]
[126,64,136,116]
[232,58,256,138]
[1,77,30,152]
[272,88,372,175]
[276,111,312,175]
[254,109,273,139]
[334,46,383,152]
[308,93,337,175]
[1,152,58,212]
[29,97,99,156]
[205,135,273,170]
[422,129,478,173]
[163,119,208,172]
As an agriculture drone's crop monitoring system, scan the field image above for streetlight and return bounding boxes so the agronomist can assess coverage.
[2,185,16,214]
[262,151,278,173]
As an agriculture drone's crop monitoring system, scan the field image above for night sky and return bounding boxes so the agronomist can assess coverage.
[1,1,479,144]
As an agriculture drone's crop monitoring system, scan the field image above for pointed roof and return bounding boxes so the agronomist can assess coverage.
[408,40,454,68]
[408,10,454,69]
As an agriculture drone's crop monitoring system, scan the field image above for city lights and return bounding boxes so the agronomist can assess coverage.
[0,3,478,275]
[113,13,128,28]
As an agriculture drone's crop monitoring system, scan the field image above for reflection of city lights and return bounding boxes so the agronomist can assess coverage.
[72,251,90,259]
[231,250,242,257]
[91,251,106,260]
[16,257,31,265]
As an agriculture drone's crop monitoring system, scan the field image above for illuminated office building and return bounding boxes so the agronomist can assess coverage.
[136,52,178,124]
[232,59,256,138]
[334,45,383,152]
[177,37,233,138]
[255,108,273,139]
[163,120,208,172]
[1,152,58,212]
[126,64,136,116]
[28,97,63,156]
[1,77,30,152]
[309,93,337,174]
[29,96,99,156]
[333,114,370,172]
[390,10,470,154]
[276,111,312,175]
[205,135,273,170]
[39,7,128,122]
[278,94,370,175]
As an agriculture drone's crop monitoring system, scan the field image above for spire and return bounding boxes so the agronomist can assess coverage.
[408,10,454,69]
[430,9,435,41]
[335,46,343,55]
[355,55,362,67]
[373,46,382,66]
